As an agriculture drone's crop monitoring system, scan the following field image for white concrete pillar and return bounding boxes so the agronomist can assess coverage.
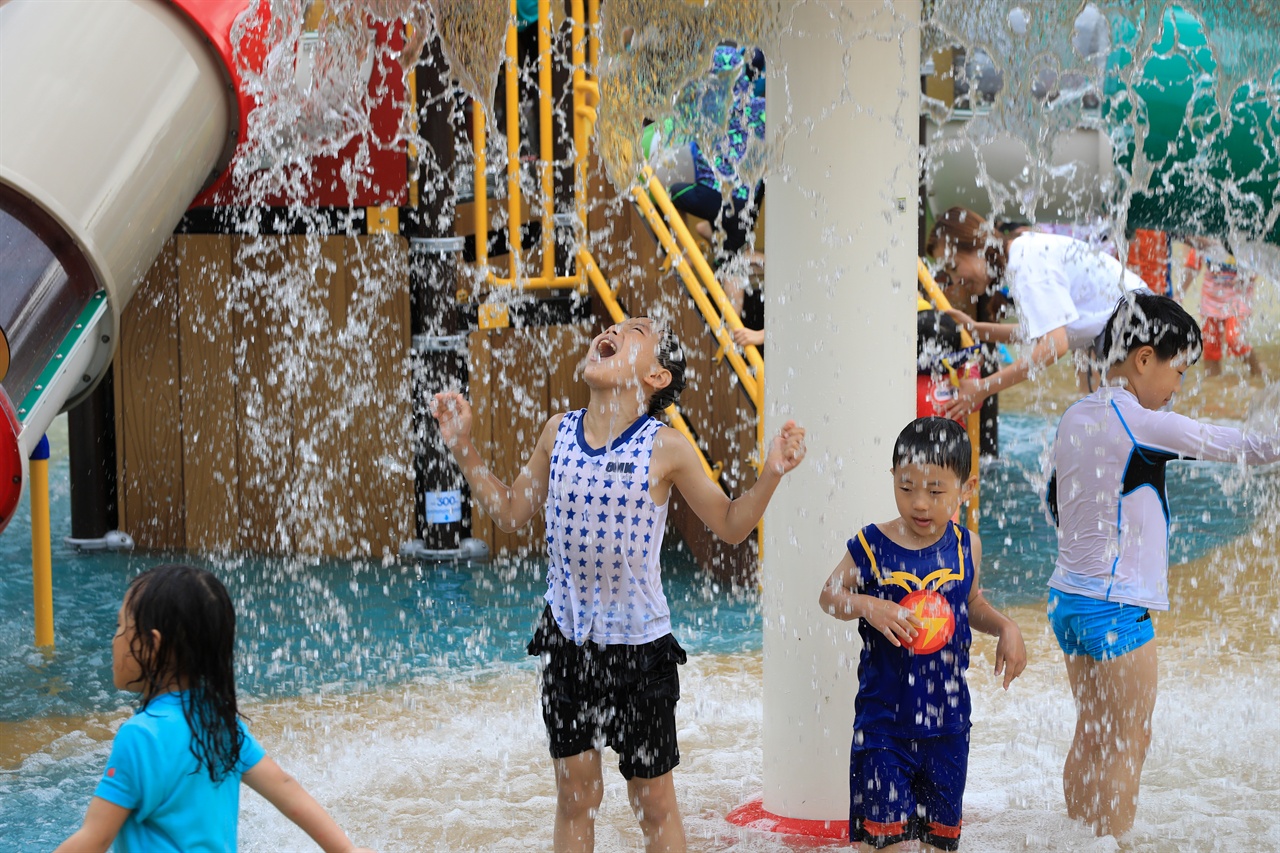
[762,0,921,820]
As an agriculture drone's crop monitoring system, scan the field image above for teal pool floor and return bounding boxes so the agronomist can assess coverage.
[0,413,1266,848]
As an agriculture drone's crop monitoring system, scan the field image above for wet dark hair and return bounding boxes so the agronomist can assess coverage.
[125,564,243,782]
[917,309,962,373]
[1098,290,1202,370]
[647,326,687,417]
[892,417,972,481]
[994,217,1030,235]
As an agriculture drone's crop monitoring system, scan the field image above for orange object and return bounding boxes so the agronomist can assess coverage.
[1202,316,1252,361]
[900,588,955,654]
[1127,228,1171,294]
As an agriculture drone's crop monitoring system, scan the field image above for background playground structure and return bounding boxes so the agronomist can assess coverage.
[3,0,1280,849]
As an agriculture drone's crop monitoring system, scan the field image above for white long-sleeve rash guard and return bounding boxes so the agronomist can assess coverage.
[1047,385,1280,610]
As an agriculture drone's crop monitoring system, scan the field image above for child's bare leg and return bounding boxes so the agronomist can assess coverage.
[627,771,686,853]
[1245,350,1262,378]
[554,751,605,852]
[1062,653,1099,825]
[1063,644,1157,837]
[858,843,945,852]
[1204,357,1223,377]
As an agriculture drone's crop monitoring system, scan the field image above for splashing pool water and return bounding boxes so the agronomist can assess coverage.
[3,412,1278,850]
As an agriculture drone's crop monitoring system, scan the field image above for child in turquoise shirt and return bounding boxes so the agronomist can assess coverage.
[55,564,375,853]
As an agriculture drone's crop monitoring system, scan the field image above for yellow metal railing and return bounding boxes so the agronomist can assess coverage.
[473,0,595,290]
[466,0,723,484]
[572,0,599,238]
[638,169,764,408]
[633,168,766,469]
[917,258,981,530]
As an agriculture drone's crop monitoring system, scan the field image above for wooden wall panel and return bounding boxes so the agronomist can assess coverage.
[467,330,494,549]
[546,324,591,415]
[290,235,351,555]
[115,234,417,559]
[341,236,414,556]
[177,235,240,552]
[491,326,548,557]
[115,240,185,550]
[235,238,294,554]
[464,324,588,559]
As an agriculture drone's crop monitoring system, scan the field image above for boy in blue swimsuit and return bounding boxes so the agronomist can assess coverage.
[819,417,1026,851]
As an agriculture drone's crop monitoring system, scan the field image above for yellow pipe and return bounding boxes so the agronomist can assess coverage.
[487,274,584,289]
[579,249,719,481]
[538,0,555,280]
[31,446,53,648]
[634,187,765,470]
[407,57,419,208]
[570,0,589,237]
[645,167,762,384]
[917,258,973,348]
[643,168,765,380]
[632,186,762,409]
[917,259,981,529]
[586,0,599,70]
[505,0,522,281]
[579,249,627,324]
[473,101,488,269]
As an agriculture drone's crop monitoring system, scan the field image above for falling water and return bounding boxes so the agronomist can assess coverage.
[3,0,1280,850]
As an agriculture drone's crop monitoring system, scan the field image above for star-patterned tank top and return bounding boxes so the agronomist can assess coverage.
[544,409,670,645]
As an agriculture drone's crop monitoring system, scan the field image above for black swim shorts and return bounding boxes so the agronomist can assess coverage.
[527,604,687,780]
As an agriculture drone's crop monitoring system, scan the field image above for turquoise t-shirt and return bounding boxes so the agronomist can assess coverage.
[94,692,266,853]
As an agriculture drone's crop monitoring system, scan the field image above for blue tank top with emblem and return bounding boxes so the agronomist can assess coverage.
[847,522,974,737]
[544,409,671,646]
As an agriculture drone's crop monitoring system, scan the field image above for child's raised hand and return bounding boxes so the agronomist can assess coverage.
[992,622,1027,689]
[765,420,806,475]
[732,326,765,348]
[941,375,986,420]
[431,391,472,448]
[864,597,923,648]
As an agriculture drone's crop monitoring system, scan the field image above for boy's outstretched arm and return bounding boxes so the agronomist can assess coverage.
[943,308,1018,344]
[965,532,1027,689]
[943,326,1068,419]
[818,552,922,646]
[658,420,806,544]
[430,391,554,532]
[242,756,376,853]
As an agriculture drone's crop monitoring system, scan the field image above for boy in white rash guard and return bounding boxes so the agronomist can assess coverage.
[1044,291,1280,838]
[431,317,806,853]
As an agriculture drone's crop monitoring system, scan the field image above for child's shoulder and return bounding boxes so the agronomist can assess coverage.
[540,410,575,436]
[116,695,188,745]
[847,521,887,554]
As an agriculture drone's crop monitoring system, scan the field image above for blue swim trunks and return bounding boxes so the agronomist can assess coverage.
[1047,588,1154,661]
[849,730,968,851]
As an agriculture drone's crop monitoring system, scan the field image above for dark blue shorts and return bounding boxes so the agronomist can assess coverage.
[850,730,968,851]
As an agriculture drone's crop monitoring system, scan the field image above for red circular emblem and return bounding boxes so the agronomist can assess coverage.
[899,589,955,654]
